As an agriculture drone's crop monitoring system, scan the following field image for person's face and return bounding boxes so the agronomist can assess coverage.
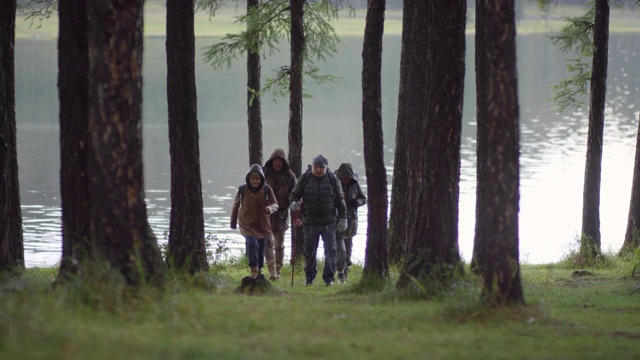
[312,165,327,177]
[249,173,262,187]
[272,158,284,171]
[340,178,349,185]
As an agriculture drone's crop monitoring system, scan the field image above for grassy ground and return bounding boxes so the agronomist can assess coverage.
[1,255,640,359]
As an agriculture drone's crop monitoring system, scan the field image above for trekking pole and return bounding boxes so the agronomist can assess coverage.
[291,211,298,287]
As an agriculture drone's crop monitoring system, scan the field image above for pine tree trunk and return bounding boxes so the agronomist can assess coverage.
[398,1,465,289]
[87,0,166,287]
[289,0,305,260]
[388,0,414,267]
[166,0,208,274]
[361,0,388,278]
[0,0,24,272]
[247,0,262,166]
[474,0,524,305]
[621,113,640,254]
[581,0,609,258]
[57,0,91,280]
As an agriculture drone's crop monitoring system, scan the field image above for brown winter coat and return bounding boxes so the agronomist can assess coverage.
[263,149,297,233]
[230,164,279,238]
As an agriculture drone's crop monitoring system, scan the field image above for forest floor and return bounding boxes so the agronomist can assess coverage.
[1,253,639,359]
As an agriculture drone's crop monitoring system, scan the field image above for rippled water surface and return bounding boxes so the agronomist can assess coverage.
[15,33,639,267]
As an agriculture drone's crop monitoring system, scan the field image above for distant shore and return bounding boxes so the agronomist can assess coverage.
[14,3,640,40]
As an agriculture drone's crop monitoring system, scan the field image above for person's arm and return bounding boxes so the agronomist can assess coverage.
[264,186,279,214]
[354,183,367,207]
[230,189,241,229]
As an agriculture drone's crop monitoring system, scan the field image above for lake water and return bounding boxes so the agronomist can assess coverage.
[14,33,639,268]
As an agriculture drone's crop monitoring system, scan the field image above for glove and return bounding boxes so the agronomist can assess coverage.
[348,199,360,208]
[290,201,301,211]
[337,218,348,233]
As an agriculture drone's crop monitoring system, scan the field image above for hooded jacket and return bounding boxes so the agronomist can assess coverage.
[230,164,279,238]
[334,163,367,220]
[263,149,297,232]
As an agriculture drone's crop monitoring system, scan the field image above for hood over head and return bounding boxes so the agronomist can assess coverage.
[335,163,358,182]
[264,148,290,172]
[245,163,266,190]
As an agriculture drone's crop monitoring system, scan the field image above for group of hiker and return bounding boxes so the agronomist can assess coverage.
[230,149,367,286]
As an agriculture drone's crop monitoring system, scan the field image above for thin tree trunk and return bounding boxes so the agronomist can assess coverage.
[289,0,305,260]
[475,0,524,305]
[88,0,166,287]
[388,0,414,267]
[581,0,609,258]
[0,0,24,272]
[621,113,640,254]
[166,0,208,274]
[58,0,91,280]
[361,0,388,278]
[247,0,262,166]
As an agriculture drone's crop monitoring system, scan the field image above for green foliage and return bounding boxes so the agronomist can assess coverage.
[547,1,595,112]
[560,233,615,269]
[202,0,344,100]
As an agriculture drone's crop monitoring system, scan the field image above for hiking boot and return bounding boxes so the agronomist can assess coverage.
[344,267,349,280]
[305,277,314,286]
[324,279,334,286]
[269,273,278,281]
[338,272,346,284]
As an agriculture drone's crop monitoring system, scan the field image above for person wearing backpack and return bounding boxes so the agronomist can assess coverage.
[230,164,279,278]
[263,149,297,281]
[290,155,347,286]
[334,163,367,283]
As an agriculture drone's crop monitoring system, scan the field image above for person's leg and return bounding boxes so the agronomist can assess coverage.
[265,232,277,279]
[274,230,286,278]
[345,218,357,278]
[245,236,259,277]
[303,224,321,284]
[335,230,346,282]
[257,237,267,275]
[321,223,337,284]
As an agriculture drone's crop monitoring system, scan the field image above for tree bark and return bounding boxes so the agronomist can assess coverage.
[57,0,91,280]
[289,0,305,260]
[247,0,263,166]
[0,0,24,272]
[388,0,414,267]
[361,0,388,278]
[166,0,208,274]
[581,0,609,258]
[474,0,524,305]
[397,1,465,290]
[87,0,166,287]
[621,113,640,254]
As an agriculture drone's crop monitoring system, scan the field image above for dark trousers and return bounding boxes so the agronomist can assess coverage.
[245,235,267,270]
[303,223,337,282]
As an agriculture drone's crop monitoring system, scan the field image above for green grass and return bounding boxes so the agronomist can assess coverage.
[2,256,640,359]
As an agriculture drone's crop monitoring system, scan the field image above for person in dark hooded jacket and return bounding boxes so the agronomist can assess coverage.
[231,164,279,278]
[263,149,297,280]
[334,163,367,283]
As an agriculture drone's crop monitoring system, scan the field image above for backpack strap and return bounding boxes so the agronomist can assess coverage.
[238,183,270,205]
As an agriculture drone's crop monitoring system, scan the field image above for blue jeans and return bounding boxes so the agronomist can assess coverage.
[245,236,267,270]
[303,223,337,282]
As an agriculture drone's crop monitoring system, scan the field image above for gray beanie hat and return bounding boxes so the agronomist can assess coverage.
[312,154,328,168]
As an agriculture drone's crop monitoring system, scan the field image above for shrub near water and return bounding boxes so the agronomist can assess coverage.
[1,258,640,359]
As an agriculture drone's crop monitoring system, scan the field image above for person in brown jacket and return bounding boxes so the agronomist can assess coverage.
[230,164,279,277]
[263,149,297,280]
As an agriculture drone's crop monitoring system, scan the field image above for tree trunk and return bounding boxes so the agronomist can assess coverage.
[397,1,465,290]
[57,0,91,280]
[474,0,524,305]
[289,0,305,260]
[247,0,262,166]
[166,0,208,274]
[0,0,24,272]
[621,113,640,255]
[361,0,388,278]
[87,0,166,287]
[388,0,414,267]
[581,0,609,258]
